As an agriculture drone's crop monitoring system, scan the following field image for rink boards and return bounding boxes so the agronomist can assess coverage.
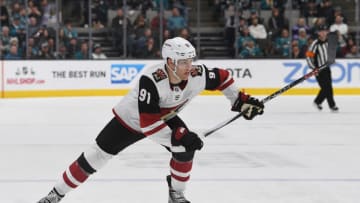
[1,59,359,98]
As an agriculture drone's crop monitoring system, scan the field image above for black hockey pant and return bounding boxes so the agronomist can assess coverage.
[314,67,336,108]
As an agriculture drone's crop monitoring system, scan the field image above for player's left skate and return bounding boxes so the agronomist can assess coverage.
[167,175,190,203]
[37,188,64,203]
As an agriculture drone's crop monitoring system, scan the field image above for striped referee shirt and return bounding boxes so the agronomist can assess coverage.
[306,39,328,69]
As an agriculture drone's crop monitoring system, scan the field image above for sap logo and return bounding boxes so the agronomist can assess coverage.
[111,64,145,84]
[283,62,360,84]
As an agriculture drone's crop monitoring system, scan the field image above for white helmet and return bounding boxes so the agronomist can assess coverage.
[161,37,196,65]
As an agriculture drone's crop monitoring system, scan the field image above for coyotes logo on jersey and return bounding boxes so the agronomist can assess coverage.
[190,65,203,77]
[152,69,167,82]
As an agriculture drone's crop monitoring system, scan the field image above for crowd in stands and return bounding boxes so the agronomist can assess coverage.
[0,0,192,59]
[0,0,359,59]
[219,0,359,58]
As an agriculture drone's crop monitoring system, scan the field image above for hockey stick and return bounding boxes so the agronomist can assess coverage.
[203,32,337,138]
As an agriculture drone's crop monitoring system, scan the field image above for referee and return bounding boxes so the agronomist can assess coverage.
[306,25,339,112]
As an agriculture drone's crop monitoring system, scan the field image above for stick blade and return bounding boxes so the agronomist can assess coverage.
[327,32,337,64]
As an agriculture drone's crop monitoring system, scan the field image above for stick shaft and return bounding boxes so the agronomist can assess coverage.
[203,32,338,137]
[203,65,326,137]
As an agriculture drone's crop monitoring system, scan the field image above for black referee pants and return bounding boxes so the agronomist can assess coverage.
[314,67,336,108]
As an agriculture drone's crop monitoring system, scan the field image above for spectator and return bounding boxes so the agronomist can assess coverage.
[237,17,248,34]
[248,18,267,39]
[236,27,256,51]
[154,0,170,10]
[10,1,21,17]
[56,44,69,59]
[28,16,40,37]
[345,45,360,58]
[40,0,57,26]
[63,20,78,47]
[111,8,132,53]
[309,17,326,39]
[178,28,194,46]
[47,37,56,56]
[92,43,107,59]
[28,0,42,25]
[9,14,22,37]
[292,44,304,58]
[267,7,288,40]
[133,14,147,40]
[167,7,187,34]
[224,4,238,49]
[0,0,10,27]
[162,29,172,43]
[25,37,39,59]
[74,41,90,59]
[303,0,318,18]
[239,40,263,58]
[10,14,26,49]
[0,26,11,54]
[18,7,27,27]
[173,0,189,21]
[150,13,167,35]
[5,44,20,59]
[66,37,78,58]
[8,37,22,57]
[139,0,155,15]
[340,37,355,57]
[133,27,156,57]
[93,0,108,26]
[247,9,264,25]
[328,6,348,25]
[36,41,55,59]
[33,24,50,47]
[329,15,348,36]
[317,0,334,19]
[138,37,159,59]
[297,28,308,50]
[292,17,309,40]
[260,0,272,10]
[335,29,347,52]
[274,28,290,57]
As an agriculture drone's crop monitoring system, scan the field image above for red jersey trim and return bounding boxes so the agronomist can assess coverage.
[69,161,88,183]
[218,78,234,91]
[170,173,190,182]
[140,112,162,128]
[62,172,77,188]
[112,108,141,134]
[143,123,167,136]
[170,158,193,173]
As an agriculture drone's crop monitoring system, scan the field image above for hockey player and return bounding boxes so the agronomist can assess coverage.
[37,37,264,203]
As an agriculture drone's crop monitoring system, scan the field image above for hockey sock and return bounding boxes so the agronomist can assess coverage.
[54,144,113,195]
[169,158,193,191]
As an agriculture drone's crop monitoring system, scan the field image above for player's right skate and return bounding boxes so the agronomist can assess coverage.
[167,175,190,203]
[37,188,64,203]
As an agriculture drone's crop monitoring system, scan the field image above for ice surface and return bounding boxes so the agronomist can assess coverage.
[1,95,360,203]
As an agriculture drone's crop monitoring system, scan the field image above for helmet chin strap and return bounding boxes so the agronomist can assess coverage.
[167,60,181,81]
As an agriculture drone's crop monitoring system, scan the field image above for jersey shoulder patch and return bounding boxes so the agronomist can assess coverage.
[152,68,168,82]
[191,65,203,77]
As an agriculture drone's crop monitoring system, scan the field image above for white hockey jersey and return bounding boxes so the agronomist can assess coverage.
[113,63,239,147]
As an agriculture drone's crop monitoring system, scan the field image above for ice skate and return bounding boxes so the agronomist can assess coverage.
[330,106,339,112]
[167,175,190,203]
[313,102,322,111]
[37,188,64,203]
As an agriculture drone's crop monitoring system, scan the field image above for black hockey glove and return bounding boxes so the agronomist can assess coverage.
[231,92,264,120]
[171,127,203,152]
